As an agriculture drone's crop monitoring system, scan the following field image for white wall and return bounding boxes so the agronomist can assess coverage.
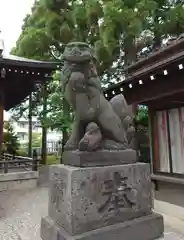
[4,111,62,144]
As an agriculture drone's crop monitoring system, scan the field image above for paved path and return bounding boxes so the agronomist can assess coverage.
[0,187,184,240]
[0,187,47,240]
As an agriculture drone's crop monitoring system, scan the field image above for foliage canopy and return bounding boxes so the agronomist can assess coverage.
[3,121,20,155]
[11,0,184,132]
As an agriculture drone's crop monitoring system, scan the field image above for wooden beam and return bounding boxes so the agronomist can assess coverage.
[123,70,184,105]
[126,39,184,75]
[145,92,184,109]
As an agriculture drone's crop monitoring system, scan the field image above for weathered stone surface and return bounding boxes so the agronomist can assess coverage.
[0,171,38,182]
[41,213,164,240]
[63,149,136,167]
[160,233,184,239]
[62,42,135,152]
[48,163,152,235]
[0,205,5,219]
[38,166,51,187]
[0,171,38,192]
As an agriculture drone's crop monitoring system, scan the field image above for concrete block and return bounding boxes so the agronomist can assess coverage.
[38,166,51,187]
[0,171,38,192]
[0,171,38,182]
[48,163,152,235]
[0,178,37,192]
[41,213,164,240]
[63,149,136,167]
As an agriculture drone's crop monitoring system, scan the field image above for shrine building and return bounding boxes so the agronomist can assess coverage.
[104,38,184,219]
[0,45,58,149]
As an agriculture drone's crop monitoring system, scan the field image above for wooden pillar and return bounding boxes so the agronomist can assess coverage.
[0,89,4,152]
[149,107,159,172]
[148,107,154,173]
[28,93,33,157]
[132,103,138,157]
[41,81,47,165]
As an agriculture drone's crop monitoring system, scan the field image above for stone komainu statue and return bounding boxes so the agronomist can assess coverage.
[61,42,135,151]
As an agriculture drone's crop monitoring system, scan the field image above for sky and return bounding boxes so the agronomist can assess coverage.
[0,0,35,54]
[0,0,35,118]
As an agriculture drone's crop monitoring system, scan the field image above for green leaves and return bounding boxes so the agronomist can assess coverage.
[15,28,51,60]
[73,3,87,32]
[3,121,20,154]
[86,0,103,24]
[41,0,68,11]
[11,0,184,136]
[46,11,63,40]
[60,22,73,43]
[94,40,111,63]
[135,105,148,126]
[164,4,184,35]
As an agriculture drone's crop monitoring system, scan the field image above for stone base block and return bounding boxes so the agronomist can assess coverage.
[48,163,152,235]
[38,166,51,187]
[41,213,164,240]
[62,149,136,167]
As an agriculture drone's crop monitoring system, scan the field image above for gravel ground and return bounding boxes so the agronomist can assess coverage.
[0,187,183,240]
[0,187,48,240]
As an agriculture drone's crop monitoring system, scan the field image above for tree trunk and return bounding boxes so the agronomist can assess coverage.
[41,82,47,165]
[153,13,162,50]
[41,125,47,165]
[28,94,32,157]
[124,37,139,157]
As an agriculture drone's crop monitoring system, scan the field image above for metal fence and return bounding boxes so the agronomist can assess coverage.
[0,151,39,174]
[21,141,59,156]
[34,147,58,156]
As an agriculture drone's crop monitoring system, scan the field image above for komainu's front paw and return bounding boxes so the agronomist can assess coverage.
[79,139,89,151]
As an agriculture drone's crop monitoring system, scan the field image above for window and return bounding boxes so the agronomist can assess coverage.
[18,133,25,140]
[155,107,184,174]
[18,122,26,128]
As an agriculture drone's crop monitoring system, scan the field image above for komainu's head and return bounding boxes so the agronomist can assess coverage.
[62,42,99,80]
[62,42,95,63]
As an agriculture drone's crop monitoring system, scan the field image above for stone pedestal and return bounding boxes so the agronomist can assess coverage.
[62,149,137,167]
[40,151,164,240]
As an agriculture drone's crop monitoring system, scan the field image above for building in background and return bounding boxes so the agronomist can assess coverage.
[4,111,62,147]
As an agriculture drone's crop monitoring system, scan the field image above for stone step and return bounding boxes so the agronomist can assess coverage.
[41,213,163,240]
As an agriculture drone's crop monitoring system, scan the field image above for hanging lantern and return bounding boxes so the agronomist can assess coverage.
[0,30,5,57]
[1,68,6,78]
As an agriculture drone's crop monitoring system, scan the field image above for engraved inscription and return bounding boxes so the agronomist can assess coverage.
[98,172,136,213]
[51,173,66,212]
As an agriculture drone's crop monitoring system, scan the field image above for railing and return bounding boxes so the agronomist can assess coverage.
[21,144,59,156]
[0,150,39,173]
[33,147,58,155]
